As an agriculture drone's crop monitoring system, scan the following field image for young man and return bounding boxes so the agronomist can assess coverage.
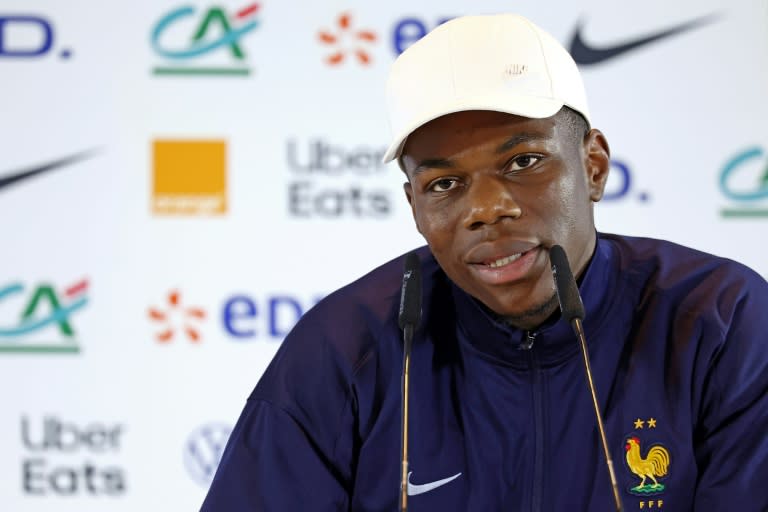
[202,14,768,511]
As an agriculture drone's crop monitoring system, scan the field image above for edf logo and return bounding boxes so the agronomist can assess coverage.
[603,159,649,203]
[0,15,71,59]
[392,17,452,55]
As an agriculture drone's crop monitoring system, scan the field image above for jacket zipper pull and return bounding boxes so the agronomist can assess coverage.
[520,331,536,350]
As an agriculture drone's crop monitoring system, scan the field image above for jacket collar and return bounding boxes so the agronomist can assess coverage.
[450,235,620,368]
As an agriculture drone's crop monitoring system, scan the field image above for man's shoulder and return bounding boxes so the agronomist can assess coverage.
[601,232,763,283]
[600,232,768,324]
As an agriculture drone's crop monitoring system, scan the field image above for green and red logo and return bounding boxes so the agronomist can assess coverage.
[0,279,89,354]
[719,146,768,218]
[151,3,262,76]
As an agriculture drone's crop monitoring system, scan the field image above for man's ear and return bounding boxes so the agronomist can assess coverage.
[583,128,611,202]
[403,181,422,234]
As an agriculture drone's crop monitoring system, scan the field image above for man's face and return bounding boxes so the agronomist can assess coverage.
[401,110,610,329]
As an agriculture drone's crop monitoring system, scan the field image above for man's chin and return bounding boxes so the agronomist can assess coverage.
[498,292,559,331]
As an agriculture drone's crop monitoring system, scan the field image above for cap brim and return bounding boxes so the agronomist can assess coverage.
[382,94,564,163]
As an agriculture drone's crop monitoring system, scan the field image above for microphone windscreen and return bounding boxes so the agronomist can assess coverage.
[549,245,585,322]
[398,252,422,329]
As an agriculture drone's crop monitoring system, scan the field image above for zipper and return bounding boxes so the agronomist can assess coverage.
[527,330,545,512]
[520,331,536,350]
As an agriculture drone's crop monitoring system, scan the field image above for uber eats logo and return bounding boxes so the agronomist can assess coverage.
[21,416,126,496]
[285,138,392,218]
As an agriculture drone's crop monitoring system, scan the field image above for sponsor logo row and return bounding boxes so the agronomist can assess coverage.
[0,138,395,218]
[152,138,394,218]
[4,140,766,218]
[16,415,228,497]
[145,142,768,218]
[0,282,320,354]
[1,6,720,71]
[0,8,464,72]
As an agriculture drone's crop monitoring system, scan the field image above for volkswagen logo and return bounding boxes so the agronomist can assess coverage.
[183,423,232,486]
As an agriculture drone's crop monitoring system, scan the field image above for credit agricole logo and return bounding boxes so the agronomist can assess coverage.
[719,146,768,218]
[150,3,262,76]
[0,279,89,354]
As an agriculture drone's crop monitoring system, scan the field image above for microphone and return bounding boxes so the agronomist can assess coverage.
[398,252,421,512]
[549,245,624,512]
[399,252,422,330]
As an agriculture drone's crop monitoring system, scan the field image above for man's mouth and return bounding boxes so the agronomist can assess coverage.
[487,253,524,268]
[469,246,541,285]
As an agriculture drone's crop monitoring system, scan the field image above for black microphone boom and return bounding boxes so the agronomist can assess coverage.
[398,252,422,329]
[549,245,585,322]
[398,252,421,512]
[549,245,624,512]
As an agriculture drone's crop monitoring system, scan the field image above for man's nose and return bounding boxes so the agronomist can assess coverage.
[462,177,522,230]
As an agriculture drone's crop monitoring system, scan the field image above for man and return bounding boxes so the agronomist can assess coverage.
[201,14,768,511]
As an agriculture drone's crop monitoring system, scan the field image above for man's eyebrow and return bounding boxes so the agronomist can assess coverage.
[411,157,454,175]
[495,132,549,154]
[409,131,549,175]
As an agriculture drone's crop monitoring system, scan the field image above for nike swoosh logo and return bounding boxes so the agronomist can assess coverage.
[569,14,719,65]
[0,150,98,192]
[407,471,462,496]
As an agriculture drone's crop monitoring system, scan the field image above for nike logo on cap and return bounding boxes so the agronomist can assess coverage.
[407,471,462,496]
[569,14,718,65]
[0,150,96,192]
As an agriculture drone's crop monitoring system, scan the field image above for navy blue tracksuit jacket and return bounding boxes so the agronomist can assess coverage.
[201,234,768,511]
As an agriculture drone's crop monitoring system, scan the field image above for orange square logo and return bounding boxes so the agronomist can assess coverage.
[152,140,227,215]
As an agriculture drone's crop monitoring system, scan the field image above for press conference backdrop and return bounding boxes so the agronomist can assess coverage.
[0,0,766,510]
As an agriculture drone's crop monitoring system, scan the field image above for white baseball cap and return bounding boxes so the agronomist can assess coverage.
[383,14,590,163]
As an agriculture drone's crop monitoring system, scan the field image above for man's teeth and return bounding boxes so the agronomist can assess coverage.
[488,253,522,268]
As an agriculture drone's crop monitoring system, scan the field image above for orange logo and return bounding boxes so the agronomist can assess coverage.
[152,139,227,215]
[318,12,377,66]
[148,290,206,343]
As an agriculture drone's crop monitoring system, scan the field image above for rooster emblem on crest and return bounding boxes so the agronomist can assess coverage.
[625,436,670,495]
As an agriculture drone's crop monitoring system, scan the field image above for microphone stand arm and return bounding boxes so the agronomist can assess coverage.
[399,323,414,512]
[572,318,624,512]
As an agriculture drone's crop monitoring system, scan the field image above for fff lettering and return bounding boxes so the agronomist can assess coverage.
[223,295,322,339]
[0,15,69,58]
[21,416,125,495]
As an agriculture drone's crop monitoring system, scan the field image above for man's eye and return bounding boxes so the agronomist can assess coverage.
[509,155,541,171]
[428,178,458,192]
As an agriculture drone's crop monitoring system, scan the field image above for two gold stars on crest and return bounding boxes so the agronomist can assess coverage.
[634,418,658,429]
